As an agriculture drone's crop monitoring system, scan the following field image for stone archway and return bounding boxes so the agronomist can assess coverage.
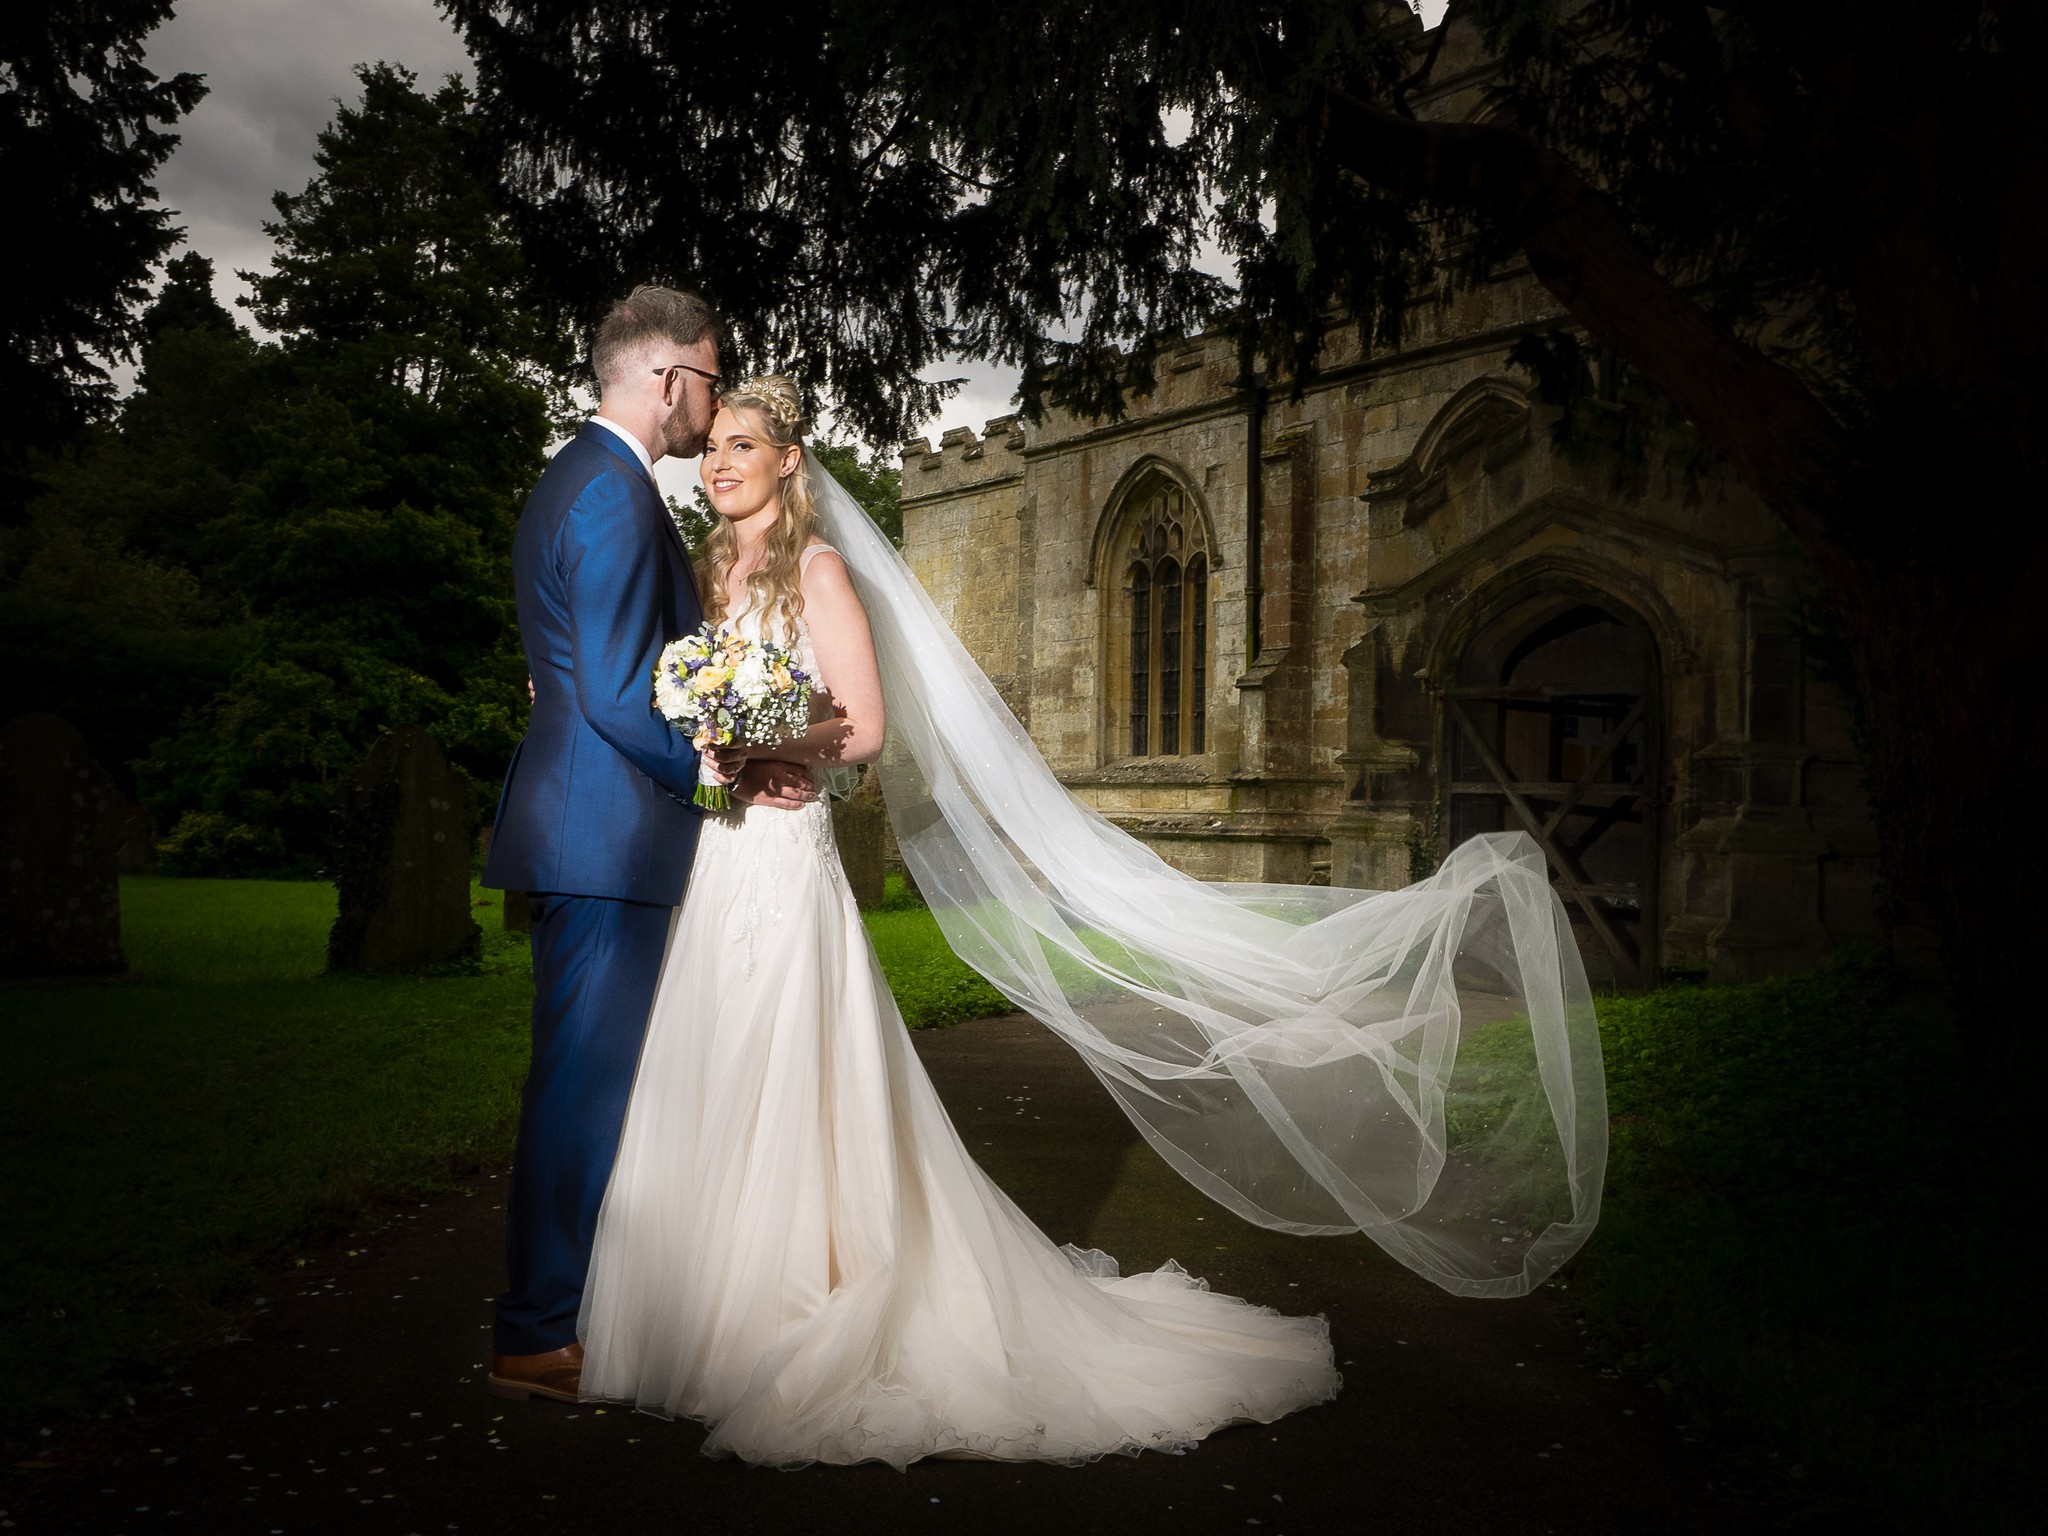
[1444,593,1662,988]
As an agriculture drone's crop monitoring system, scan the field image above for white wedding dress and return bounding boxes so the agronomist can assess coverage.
[578,549,1341,1468]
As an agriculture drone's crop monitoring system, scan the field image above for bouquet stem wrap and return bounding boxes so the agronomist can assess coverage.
[694,763,732,812]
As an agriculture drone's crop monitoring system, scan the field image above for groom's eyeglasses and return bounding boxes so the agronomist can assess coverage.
[654,363,724,397]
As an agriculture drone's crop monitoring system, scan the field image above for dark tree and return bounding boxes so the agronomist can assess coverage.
[0,254,256,802]
[135,64,576,874]
[50,253,264,577]
[808,440,903,547]
[449,0,2046,1008]
[143,250,241,341]
[445,0,1241,441]
[245,64,574,435]
[0,0,205,514]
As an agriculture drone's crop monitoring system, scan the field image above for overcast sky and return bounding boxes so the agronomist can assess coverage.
[140,0,1444,484]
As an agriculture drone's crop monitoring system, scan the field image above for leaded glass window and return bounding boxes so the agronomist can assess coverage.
[1119,484,1210,757]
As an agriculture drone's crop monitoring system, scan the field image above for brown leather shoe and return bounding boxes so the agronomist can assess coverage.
[488,1341,583,1403]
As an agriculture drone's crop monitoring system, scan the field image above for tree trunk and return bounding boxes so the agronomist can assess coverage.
[1824,470,2048,1017]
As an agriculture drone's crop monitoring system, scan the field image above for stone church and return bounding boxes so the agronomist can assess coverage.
[899,277,1882,988]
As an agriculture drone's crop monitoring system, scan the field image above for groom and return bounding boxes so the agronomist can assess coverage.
[481,285,814,1402]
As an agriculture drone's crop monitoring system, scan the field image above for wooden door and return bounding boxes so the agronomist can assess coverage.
[1444,599,1660,988]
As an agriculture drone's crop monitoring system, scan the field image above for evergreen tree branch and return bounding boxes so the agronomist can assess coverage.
[1318,81,1849,548]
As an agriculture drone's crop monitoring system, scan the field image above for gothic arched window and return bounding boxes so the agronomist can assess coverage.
[1118,483,1210,758]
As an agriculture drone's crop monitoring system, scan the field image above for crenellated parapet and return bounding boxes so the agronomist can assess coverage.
[899,415,1029,502]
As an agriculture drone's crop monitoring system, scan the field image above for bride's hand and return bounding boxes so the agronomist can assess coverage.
[704,744,748,785]
[734,759,817,810]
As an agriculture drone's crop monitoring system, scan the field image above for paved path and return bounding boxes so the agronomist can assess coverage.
[7,1015,1753,1535]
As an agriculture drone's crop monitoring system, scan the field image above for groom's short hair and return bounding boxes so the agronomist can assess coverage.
[591,285,721,388]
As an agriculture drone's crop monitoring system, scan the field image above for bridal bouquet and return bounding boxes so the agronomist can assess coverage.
[654,624,813,810]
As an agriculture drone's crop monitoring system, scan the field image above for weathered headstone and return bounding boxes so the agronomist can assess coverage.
[831,766,888,910]
[476,827,531,932]
[328,725,480,971]
[874,767,918,904]
[866,762,924,906]
[0,714,127,976]
[117,802,157,874]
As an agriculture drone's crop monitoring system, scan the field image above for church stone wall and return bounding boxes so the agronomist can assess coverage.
[900,271,1881,984]
[901,420,1029,718]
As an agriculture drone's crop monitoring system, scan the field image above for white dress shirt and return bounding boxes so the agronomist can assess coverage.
[588,415,656,479]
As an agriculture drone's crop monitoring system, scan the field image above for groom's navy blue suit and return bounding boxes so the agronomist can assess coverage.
[482,420,702,1355]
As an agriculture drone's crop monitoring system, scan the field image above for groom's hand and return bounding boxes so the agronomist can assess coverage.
[734,759,818,810]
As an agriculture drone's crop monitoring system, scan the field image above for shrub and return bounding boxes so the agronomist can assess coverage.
[156,811,301,879]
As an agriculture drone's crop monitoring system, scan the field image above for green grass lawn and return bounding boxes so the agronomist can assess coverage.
[1575,949,2040,1529]
[0,872,1006,1436]
[865,897,1010,1026]
[10,880,2035,1528]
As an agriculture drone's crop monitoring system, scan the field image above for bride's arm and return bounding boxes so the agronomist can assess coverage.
[742,549,885,768]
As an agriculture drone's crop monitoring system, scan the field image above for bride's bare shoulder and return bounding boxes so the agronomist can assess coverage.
[798,540,846,579]
[797,542,867,632]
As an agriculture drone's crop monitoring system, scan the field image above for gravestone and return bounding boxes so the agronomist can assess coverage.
[328,725,480,971]
[0,714,127,976]
[874,767,919,904]
[831,766,888,909]
[476,827,531,933]
[117,802,157,873]
[867,763,923,905]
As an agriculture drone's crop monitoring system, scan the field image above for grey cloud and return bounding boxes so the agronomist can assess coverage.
[904,361,1021,453]
[146,0,469,315]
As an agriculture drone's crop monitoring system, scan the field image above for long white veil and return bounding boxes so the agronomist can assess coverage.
[808,455,1606,1298]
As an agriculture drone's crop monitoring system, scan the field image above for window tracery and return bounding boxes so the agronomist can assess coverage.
[1116,483,1210,758]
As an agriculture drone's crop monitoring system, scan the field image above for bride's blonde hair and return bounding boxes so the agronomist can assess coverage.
[698,374,815,645]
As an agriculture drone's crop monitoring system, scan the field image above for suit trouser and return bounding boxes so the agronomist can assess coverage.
[494,891,676,1355]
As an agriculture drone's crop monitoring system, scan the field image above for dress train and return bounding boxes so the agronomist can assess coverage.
[579,793,1339,1468]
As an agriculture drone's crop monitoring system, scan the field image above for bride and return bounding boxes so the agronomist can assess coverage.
[577,376,1605,1467]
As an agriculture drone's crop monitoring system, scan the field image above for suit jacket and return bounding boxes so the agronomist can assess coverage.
[482,421,703,904]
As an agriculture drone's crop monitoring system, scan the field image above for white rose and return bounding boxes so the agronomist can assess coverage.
[733,654,772,705]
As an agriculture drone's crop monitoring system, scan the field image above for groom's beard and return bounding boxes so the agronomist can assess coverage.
[660,398,709,460]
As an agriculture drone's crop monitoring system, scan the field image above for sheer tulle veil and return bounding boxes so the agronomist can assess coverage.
[807,453,1606,1298]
